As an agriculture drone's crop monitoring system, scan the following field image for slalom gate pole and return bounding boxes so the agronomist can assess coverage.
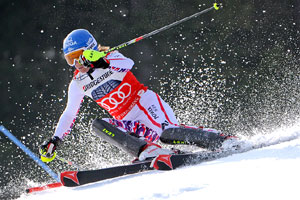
[87,3,222,59]
[0,125,60,182]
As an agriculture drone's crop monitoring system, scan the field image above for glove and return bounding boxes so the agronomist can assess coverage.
[39,136,61,163]
[78,54,110,69]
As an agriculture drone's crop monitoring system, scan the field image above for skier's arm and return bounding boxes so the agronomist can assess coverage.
[53,80,84,140]
[40,80,84,162]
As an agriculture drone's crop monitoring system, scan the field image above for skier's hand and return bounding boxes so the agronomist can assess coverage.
[78,54,110,69]
[39,136,61,163]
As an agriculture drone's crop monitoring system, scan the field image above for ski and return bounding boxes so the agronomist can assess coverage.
[60,160,153,187]
[60,149,237,187]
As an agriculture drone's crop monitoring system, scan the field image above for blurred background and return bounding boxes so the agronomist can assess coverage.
[0,0,299,199]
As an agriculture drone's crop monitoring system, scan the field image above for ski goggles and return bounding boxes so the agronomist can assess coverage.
[64,48,85,67]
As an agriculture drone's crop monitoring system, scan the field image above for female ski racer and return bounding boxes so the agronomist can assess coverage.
[40,29,236,163]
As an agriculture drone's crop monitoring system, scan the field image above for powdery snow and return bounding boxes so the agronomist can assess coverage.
[19,125,300,200]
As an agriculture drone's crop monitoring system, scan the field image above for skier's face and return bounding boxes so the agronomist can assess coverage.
[74,60,90,73]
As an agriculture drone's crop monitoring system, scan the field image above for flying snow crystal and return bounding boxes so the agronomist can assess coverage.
[119,8,128,17]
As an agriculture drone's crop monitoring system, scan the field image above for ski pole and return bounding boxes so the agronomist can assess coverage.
[0,125,60,182]
[110,3,221,51]
[84,3,222,60]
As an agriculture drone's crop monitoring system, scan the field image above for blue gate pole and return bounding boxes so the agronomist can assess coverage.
[0,125,60,182]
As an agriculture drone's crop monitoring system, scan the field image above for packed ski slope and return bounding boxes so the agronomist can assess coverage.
[19,124,300,200]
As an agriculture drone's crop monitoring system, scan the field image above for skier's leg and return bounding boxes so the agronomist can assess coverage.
[92,118,147,157]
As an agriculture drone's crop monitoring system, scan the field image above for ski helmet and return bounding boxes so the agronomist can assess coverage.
[63,29,98,66]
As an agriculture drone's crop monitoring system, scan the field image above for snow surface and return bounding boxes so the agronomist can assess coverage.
[19,124,300,200]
